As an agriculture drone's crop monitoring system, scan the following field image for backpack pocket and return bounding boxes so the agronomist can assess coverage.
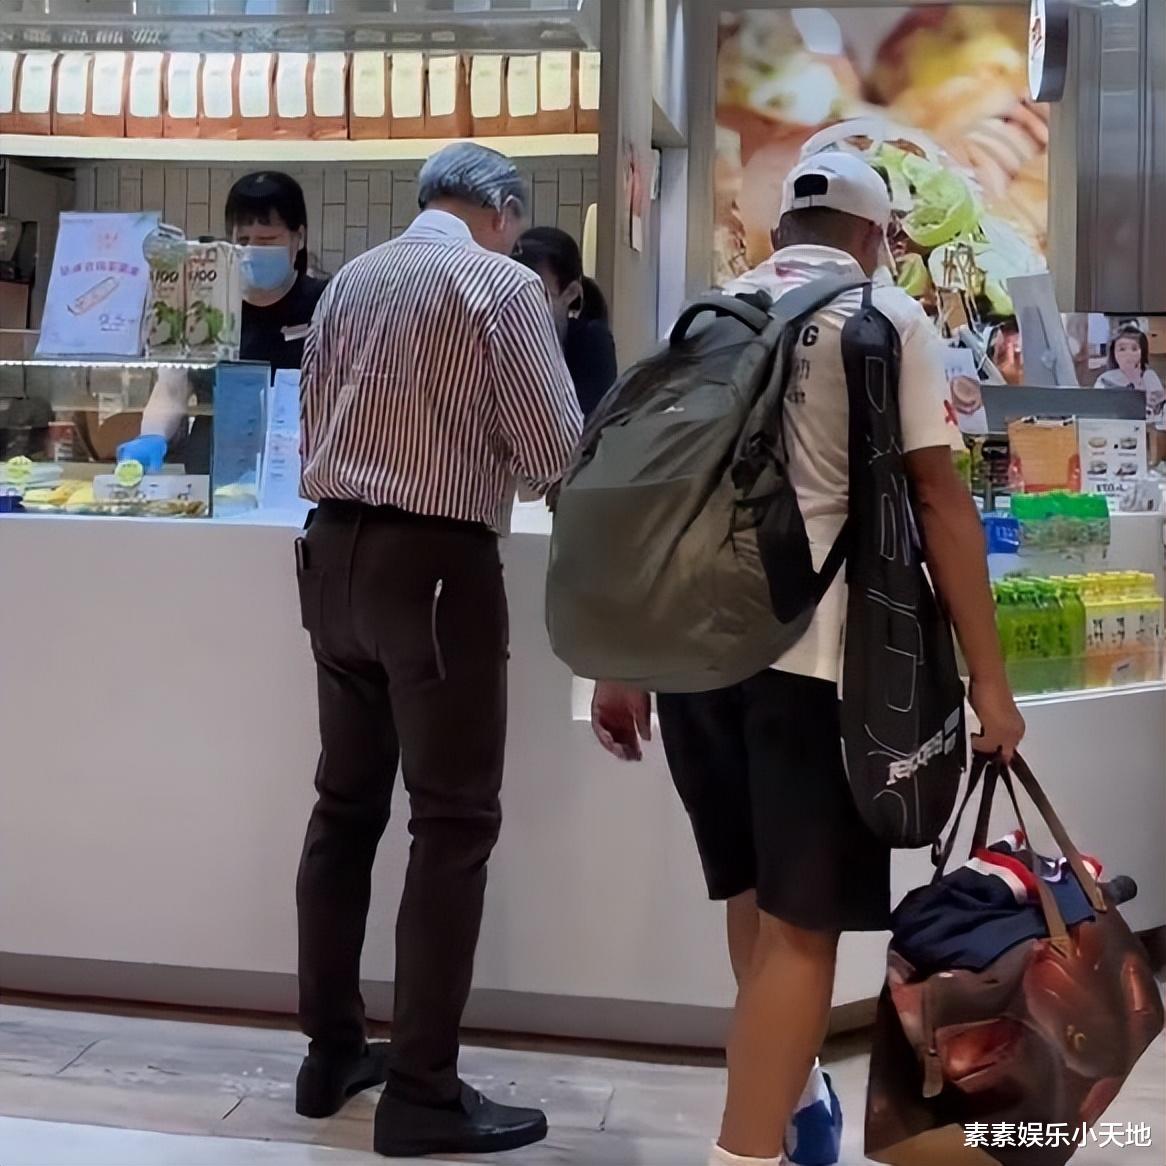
[753,478,818,624]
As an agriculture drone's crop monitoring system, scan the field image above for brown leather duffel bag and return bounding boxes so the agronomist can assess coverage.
[865,754,1163,1166]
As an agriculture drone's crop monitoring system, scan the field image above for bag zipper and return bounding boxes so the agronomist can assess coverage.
[430,580,446,681]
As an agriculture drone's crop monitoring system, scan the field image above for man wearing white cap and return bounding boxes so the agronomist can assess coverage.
[592,149,1023,1166]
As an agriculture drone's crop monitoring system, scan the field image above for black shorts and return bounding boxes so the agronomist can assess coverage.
[657,669,890,933]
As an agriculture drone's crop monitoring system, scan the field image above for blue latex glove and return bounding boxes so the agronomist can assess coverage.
[116,434,168,473]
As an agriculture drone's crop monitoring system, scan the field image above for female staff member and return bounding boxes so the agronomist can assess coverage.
[1094,324,1166,427]
[120,171,327,471]
[514,226,617,419]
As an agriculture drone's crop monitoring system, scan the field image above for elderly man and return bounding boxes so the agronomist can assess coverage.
[293,143,582,1158]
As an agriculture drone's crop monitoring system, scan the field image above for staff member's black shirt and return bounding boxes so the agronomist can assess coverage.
[241,273,329,369]
[562,316,618,419]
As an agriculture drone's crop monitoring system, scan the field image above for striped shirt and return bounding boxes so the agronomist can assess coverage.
[300,209,582,532]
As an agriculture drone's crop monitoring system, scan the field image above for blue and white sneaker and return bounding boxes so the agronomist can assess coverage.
[784,1063,843,1166]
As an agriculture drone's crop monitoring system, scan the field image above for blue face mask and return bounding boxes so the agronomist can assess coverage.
[239,245,295,294]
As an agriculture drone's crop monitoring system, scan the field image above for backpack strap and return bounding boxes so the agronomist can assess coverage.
[736,275,869,470]
[733,276,869,593]
[670,294,772,344]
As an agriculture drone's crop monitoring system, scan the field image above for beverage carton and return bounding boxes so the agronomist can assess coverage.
[184,240,241,361]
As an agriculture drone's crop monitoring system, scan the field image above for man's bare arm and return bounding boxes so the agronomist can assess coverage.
[906,446,1025,759]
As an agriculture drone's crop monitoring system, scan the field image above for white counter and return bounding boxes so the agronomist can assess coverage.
[1,510,1163,1046]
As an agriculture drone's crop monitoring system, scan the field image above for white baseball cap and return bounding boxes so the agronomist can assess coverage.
[780,150,892,230]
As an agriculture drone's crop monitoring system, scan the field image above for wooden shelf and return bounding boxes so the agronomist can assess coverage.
[0,133,598,164]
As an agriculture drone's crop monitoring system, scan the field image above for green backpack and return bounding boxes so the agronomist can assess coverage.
[546,276,864,693]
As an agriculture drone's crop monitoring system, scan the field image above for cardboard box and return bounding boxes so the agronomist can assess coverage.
[576,51,600,133]
[52,51,92,136]
[538,51,576,134]
[237,52,276,139]
[88,51,128,137]
[310,52,348,141]
[198,52,239,140]
[425,54,471,138]
[348,51,390,141]
[389,52,425,139]
[0,52,19,134]
[469,55,506,137]
[274,53,314,138]
[163,52,201,139]
[505,54,539,136]
[126,52,165,138]
[13,51,58,135]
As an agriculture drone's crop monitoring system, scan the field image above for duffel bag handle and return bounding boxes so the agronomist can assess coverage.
[1007,752,1107,913]
[931,753,993,880]
[932,752,1105,912]
[993,767,1072,953]
[670,295,772,343]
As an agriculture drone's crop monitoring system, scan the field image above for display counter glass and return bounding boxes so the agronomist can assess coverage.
[0,355,268,518]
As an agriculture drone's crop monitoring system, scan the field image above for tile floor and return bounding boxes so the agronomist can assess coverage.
[0,1001,1162,1165]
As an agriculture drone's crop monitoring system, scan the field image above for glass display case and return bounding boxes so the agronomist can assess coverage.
[984,508,1165,698]
[0,352,268,518]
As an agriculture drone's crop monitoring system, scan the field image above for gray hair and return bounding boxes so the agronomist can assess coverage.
[417,142,529,214]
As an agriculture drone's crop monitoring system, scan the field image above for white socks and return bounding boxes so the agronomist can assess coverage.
[794,1057,830,1114]
[708,1144,784,1166]
[706,1059,829,1165]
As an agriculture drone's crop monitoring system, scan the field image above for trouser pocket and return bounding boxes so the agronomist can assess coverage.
[430,579,447,681]
[296,536,326,635]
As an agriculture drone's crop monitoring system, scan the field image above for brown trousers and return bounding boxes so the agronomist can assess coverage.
[295,500,508,1106]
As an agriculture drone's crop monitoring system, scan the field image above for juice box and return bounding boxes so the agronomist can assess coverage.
[184,240,241,361]
[145,258,185,357]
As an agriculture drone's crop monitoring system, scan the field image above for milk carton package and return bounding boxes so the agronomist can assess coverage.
[185,240,241,361]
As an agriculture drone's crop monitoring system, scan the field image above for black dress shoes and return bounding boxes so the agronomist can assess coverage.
[295,1042,392,1118]
[374,1081,548,1157]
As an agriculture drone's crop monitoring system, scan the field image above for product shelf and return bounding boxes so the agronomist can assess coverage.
[0,133,599,164]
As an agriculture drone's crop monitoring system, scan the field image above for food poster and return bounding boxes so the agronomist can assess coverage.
[1078,418,1148,501]
[37,212,159,357]
[715,7,1049,346]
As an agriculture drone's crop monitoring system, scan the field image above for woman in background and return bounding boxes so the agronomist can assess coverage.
[1094,324,1165,427]
[120,171,326,472]
[514,226,618,419]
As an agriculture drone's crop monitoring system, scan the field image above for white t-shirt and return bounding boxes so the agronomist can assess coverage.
[723,245,955,684]
[1094,367,1166,430]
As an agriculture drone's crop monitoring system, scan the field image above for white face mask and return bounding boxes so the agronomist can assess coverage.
[239,245,295,294]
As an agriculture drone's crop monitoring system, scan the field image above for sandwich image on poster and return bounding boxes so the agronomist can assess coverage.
[37,212,159,358]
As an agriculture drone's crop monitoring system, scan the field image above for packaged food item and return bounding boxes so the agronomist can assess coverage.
[144,224,188,358]
[185,239,241,361]
[538,51,575,134]
[237,52,276,139]
[311,51,348,140]
[199,52,239,140]
[469,55,506,137]
[274,52,313,138]
[425,54,471,138]
[163,52,202,139]
[0,52,19,134]
[576,51,600,133]
[88,51,128,137]
[126,52,166,137]
[505,54,539,135]
[14,51,59,136]
[52,51,92,136]
[348,51,389,141]
[389,52,425,139]
[1007,416,1080,494]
